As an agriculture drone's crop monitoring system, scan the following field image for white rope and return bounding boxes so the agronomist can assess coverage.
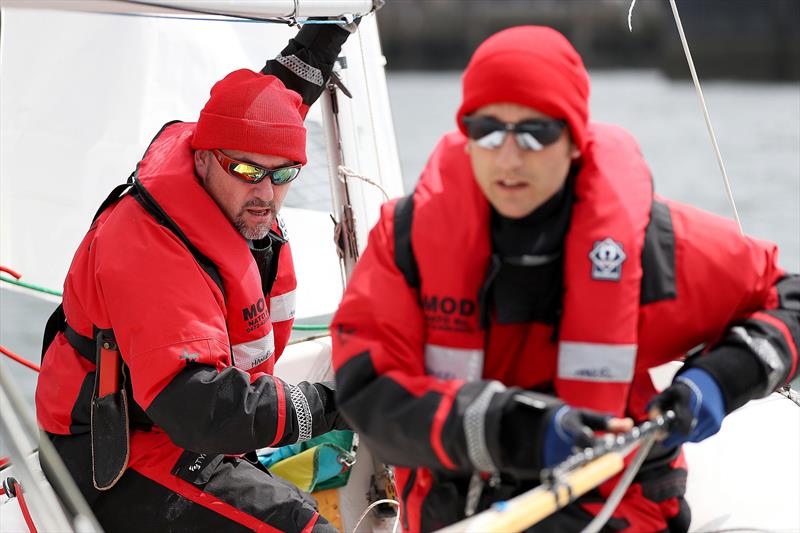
[666,0,743,234]
[352,498,400,533]
[338,165,390,202]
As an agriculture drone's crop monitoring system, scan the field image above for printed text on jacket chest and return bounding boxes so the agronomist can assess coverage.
[421,294,477,333]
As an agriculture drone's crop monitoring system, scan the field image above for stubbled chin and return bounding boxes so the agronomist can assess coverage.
[236,214,273,240]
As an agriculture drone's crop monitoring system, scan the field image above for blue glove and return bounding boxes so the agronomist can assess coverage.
[542,406,611,468]
[649,368,726,448]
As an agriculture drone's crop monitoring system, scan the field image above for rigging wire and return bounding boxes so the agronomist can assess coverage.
[629,0,743,233]
[581,431,658,533]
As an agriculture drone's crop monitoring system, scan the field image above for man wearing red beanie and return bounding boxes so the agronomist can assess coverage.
[331,25,799,532]
[36,23,354,532]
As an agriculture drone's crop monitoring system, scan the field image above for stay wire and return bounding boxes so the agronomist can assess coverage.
[581,431,658,533]
[629,0,742,233]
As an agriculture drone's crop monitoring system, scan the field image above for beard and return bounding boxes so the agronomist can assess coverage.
[234,198,275,240]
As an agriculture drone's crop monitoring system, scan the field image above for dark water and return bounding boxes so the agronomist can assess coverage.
[2,71,799,453]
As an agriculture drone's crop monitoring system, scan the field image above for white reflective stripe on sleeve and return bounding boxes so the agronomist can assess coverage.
[424,344,484,382]
[464,381,506,473]
[270,290,296,323]
[289,384,313,443]
[558,342,637,382]
[275,54,324,86]
[232,329,275,371]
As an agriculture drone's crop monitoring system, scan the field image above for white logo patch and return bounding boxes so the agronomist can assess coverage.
[276,213,289,240]
[589,238,627,281]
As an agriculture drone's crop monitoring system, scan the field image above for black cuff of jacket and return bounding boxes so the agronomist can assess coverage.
[680,343,767,414]
[496,390,562,479]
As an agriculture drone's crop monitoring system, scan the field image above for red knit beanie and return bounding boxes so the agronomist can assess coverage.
[456,26,590,151]
[192,69,307,164]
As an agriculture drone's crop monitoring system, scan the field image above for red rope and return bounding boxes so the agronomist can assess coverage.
[0,345,40,373]
[0,456,10,469]
[0,265,22,279]
[13,481,38,533]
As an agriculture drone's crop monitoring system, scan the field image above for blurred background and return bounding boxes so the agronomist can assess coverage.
[377,0,800,79]
[377,0,799,274]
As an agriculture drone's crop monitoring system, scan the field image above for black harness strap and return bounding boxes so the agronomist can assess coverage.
[393,194,420,289]
[64,325,96,364]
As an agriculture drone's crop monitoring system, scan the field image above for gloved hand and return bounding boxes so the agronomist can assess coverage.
[648,367,726,448]
[312,381,352,432]
[262,17,358,110]
[541,406,632,468]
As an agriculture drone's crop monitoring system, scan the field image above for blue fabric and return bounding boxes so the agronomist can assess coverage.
[542,405,575,468]
[664,368,726,448]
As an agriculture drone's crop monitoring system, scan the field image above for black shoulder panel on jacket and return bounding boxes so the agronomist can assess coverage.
[641,199,676,305]
[394,194,421,289]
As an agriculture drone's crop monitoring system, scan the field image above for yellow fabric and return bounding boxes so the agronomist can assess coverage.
[269,447,316,492]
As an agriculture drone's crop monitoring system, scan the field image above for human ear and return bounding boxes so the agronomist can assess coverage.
[194,149,209,175]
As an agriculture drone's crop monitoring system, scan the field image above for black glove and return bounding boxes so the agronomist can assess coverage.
[647,368,725,448]
[262,19,357,108]
[312,381,351,432]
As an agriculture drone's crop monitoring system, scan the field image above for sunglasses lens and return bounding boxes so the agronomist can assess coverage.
[475,130,508,150]
[270,166,300,185]
[515,132,544,151]
[517,120,565,147]
[230,162,267,183]
[464,116,566,151]
[464,117,503,139]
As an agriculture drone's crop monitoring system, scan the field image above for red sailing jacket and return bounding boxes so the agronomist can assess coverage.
[36,123,316,454]
[331,124,796,532]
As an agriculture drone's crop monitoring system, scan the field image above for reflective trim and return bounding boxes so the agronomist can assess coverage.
[289,384,313,443]
[731,326,785,394]
[276,54,324,86]
[464,381,506,473]
[424,344,484,381]
[558,342,637,382]
[232,330,275,371]
[270,290,296,323]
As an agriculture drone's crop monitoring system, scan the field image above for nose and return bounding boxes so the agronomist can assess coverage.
[252,178,275,201]
[494,132,524,172]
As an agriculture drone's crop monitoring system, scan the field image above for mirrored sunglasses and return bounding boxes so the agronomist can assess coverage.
[461,116,567,151]
[212,149,301,185]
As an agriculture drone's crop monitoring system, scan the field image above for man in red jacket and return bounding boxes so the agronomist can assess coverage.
[331,26,799,532]
[36,23,352,532]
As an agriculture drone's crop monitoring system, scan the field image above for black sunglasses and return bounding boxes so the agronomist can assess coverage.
[461,116,567,151]
[212,149,302,185]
